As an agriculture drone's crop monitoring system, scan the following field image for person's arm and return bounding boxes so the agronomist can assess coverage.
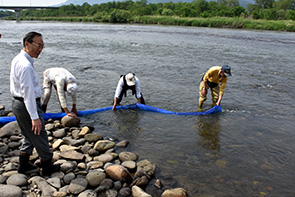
[112,98,118,110]
[56,76,77,117]
[135,77,142,102]
[216,77,228,106]
[112,78,123,110]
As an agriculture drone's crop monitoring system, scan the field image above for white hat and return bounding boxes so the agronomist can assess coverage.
[125,73,136,86]
[67,82,78,96]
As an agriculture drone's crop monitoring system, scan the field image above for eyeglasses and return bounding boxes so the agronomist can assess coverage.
[32,42,45,49]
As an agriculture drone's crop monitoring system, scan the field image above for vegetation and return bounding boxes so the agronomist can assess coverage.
[3,0,295,31]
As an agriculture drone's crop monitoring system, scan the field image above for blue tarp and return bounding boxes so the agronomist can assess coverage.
[0,103,221,127]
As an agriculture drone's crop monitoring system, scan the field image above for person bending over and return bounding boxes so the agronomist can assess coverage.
[113,73,145,110]
[198,65,231,110]
[41,67,78,117]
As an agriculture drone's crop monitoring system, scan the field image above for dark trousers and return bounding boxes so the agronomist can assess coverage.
[12,97,53,160]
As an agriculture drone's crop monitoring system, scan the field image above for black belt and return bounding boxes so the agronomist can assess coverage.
[14,97,40,101]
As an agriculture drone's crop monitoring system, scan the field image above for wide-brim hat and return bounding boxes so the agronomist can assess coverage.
[222,65,232,77]
[67,82,78,96]
[125,73,136,86]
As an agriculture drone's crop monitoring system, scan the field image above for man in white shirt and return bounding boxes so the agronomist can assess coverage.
[41,67,78,118]
[112,73,145,110]
[10,32,60,176]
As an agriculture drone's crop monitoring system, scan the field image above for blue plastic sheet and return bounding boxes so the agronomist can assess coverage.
[0,103,221,127]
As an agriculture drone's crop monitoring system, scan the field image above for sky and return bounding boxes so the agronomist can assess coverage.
[1,0,66,6]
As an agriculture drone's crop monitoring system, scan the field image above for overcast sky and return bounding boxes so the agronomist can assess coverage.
[1,0,66,6]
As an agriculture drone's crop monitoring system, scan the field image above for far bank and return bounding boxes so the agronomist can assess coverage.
[6,16,295,32]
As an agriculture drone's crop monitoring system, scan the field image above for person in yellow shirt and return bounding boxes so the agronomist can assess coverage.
[198,65,231,110]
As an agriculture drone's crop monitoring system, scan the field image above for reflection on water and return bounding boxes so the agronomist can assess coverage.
[197,115,220,151]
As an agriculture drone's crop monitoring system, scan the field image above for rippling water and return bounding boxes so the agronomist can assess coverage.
[1,21,295,196]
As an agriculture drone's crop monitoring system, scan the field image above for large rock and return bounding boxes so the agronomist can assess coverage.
[61,116,80,127]
[0,184,22,197]
[105,165,132,182]
[0,121,20,138]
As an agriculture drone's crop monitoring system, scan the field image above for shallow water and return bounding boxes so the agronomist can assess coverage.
[1,21,295,196]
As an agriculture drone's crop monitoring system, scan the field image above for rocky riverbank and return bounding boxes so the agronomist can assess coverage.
[0,106,187,197]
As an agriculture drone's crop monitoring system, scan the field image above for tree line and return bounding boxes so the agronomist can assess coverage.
[2,0,295,21]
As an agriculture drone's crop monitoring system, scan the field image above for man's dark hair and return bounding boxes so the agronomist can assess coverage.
[23,32,42,47]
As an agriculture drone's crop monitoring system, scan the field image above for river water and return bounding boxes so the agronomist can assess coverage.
[1,21,295,196]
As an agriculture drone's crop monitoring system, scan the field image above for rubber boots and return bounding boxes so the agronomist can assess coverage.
[41,158,60,176]
[18,153,38,174]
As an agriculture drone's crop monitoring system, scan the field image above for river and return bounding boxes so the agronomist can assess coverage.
[1,20,295,196]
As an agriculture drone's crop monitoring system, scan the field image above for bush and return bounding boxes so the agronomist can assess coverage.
[161,8,174,16]
[276,9,286,20]
[110,9,131,23]
[286,10,295,20]
[262,9,276,20]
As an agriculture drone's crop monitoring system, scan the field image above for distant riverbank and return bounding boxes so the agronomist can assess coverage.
[9,16,295,32]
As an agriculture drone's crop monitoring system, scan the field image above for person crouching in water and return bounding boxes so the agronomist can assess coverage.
[41,67,78,118]
[112,73,145,110]
[198,65,231,111]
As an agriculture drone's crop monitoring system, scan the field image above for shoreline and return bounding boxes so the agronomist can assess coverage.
[4,16,295,32]
[0,115,186,196]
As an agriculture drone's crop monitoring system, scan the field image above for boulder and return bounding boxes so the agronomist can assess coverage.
[61,116,80,127]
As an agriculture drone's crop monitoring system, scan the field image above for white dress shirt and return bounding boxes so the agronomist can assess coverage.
[10,50,42,120]
[114,76,141,99]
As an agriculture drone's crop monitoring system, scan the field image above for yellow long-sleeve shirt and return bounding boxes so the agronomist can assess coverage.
[203,66,228,95]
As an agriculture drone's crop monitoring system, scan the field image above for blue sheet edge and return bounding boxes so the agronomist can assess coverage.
[0,103,221,127]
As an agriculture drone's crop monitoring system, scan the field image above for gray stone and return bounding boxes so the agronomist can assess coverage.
[28,176,57,197]
[137,159,157,176]
[68,178,88,195]
[60,150,85,161]
[116,140,129,147]
[86,171,106,187]
[93,140,116,152]
[0,121,20,138]
[6,173,27,186]
[63,137,85,146]
[119,151,138,162]
[52,128,66,138]
[63,172,76,185]
[0,184,22,197]
[84,133,103,142]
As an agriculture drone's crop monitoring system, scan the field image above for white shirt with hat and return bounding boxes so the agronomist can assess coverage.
[10,50,42,120]
[42,67,77,108]
[114,76,141,99]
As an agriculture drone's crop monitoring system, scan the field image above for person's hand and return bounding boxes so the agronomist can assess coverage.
[32,119,42,135]
[71,107,78,115]
[67,112,77,118]
[112,104,117,110]
[201,88,207,97]
[216,100,221,106]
